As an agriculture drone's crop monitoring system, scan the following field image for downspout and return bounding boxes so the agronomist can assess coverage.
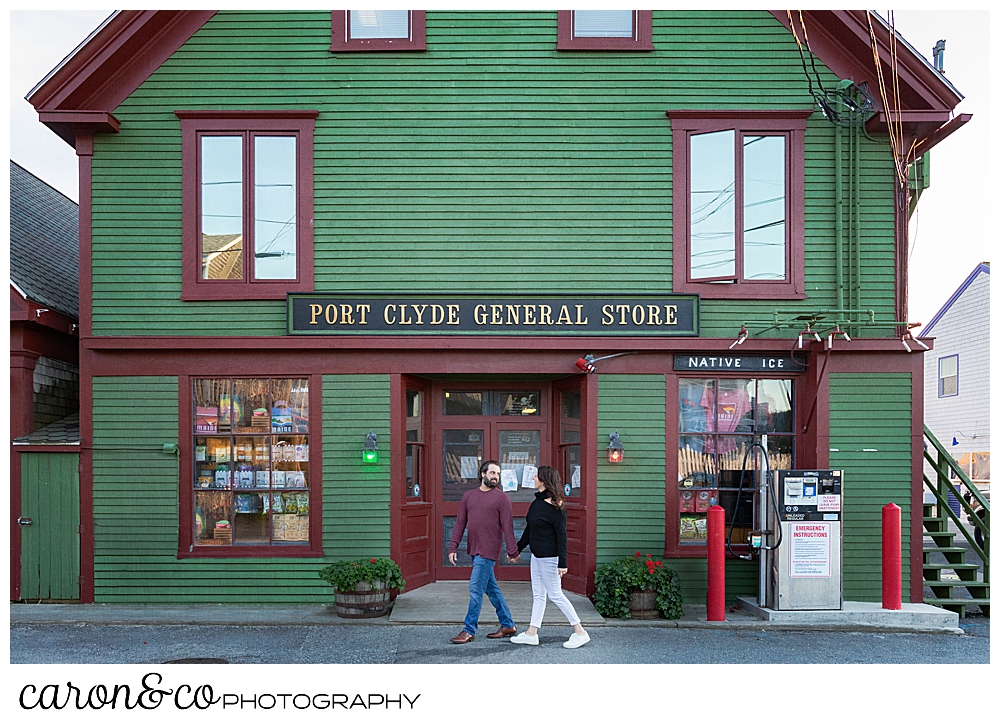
[835,125,844,311]
[853,122,862,310]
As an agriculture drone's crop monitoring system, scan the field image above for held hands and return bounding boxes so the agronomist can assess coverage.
[507,554,521,563]
[448,552,457,566]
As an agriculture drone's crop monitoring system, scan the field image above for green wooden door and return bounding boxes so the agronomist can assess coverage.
[20,453,80,600]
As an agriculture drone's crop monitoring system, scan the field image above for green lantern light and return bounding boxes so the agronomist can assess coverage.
[362,431,379,464]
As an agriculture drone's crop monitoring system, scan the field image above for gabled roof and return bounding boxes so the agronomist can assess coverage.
[28,10,966,150]
[9,160,80,318]
[919,263,990,338]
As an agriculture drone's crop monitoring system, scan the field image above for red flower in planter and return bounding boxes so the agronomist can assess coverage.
[371,558,377,563]
[635,551,641,558]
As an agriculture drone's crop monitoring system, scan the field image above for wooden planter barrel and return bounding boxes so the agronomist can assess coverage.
[629,588,662,619]
[334,580,392,618]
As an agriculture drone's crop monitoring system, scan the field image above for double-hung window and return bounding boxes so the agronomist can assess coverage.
[331,10,427,51]
[176,111,317,301]
[557,10,653,50]
[938,355,959,397]
[668,110,811,299]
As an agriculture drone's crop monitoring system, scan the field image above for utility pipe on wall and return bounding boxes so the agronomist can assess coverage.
[835,125,845,311]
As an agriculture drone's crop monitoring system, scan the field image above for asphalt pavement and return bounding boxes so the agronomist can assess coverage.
[10,617,989,665]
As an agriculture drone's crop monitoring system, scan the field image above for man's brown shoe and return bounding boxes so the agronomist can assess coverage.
[450,631,475,644]
[486,626,517,639]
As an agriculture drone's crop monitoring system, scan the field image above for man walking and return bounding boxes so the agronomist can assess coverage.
[448,460,520,643]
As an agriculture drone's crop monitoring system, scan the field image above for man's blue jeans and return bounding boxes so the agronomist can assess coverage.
[463,555,515,635]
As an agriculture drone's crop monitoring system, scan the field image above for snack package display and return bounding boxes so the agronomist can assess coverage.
[271,493,284,513]
[295,444,308,462]
[283,493,298,514]
[695,490,714,512]
[679,515,699,540]
[680,490,695,513]
[272,470,286,488]
[694,516,708,538]
[296,493,309,515]
[255,470,270,488]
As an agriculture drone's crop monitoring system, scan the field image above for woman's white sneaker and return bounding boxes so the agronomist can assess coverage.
[563,631,590,649]
[510,632,539,646]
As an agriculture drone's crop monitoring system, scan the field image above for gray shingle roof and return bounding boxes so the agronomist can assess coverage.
[13,413,81,445]
[10,160,79,318]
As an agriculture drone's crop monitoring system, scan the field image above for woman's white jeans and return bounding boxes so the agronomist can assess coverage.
[529,556,581,628]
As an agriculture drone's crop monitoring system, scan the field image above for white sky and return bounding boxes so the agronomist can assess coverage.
[6,8,993,328]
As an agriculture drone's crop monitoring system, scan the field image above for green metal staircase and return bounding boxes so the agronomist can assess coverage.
[922,427,990,617]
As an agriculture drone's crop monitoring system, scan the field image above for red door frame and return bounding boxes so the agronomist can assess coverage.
[390,374,434,591]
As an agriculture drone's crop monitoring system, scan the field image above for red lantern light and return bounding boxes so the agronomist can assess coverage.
[607,431,624,464]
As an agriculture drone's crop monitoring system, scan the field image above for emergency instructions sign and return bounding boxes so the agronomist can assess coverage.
[788,522,832,578]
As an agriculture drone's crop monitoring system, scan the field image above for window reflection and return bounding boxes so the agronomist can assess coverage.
[253,136,297,280]
[690,130,736,279]
[201,135,243,280]
[743,135,786,280]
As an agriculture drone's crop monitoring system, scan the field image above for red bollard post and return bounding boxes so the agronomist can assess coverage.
[707,504,726,620]
[882,503,902,610]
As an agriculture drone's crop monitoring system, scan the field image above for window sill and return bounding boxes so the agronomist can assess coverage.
[671,279,807,301]
[181,281,312,302]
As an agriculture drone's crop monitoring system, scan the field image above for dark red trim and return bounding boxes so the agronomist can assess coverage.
[82,335,921,354]
[177,374,324,559]
[12,445,81,454]
[9,352,39,601]
[668,110,812,300]
[389,374,404,566]
[908,351,925,603]
[77,134,93,338]
[79,345,95,602]
[583,372,598,595]
[769,11,963,112]
[556,10,653,51]
[330,11,427,52]
[176,111,317,301]
[36,111,119,147]
[30,11,217,145]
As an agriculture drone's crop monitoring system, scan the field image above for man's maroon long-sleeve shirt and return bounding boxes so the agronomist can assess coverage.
[449,487,519,562]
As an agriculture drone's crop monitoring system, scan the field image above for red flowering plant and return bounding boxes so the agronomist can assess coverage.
[319,557,405,592]
[592,551,682,620]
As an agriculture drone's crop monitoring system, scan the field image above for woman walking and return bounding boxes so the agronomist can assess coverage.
[509,466,590,649]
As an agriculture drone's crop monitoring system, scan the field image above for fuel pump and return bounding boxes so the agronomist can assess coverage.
[726,435,844,611]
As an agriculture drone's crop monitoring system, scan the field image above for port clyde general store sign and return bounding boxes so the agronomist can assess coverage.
[288,294,699,336]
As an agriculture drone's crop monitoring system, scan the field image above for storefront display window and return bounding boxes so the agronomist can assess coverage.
[192,378,310,547]
[559,389,582,499]
[677,378,793,546]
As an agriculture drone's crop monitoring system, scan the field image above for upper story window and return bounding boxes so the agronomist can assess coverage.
[176,111,317,301]
[938,355,959,397]
[557,10,653,50]
[668,110,812,300]
[331,10,427,51]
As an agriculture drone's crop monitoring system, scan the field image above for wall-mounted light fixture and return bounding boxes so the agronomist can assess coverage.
[362,431,379,464]
[607,431,624,464]
[575,351,638,374]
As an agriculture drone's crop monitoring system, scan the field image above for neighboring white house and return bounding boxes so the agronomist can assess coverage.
[919,262,990,494]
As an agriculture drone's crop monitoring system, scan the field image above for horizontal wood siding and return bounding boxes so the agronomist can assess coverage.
[91,10,897,336]
[666,558,758,602]
[322,375,392,558]
[828,372,912,601]
[91,375,390,602]
[596,374,665,562]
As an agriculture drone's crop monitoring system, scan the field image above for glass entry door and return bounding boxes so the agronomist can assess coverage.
[434,386,549,581]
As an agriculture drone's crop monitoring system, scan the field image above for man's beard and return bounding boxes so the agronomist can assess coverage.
[483,478,499,488]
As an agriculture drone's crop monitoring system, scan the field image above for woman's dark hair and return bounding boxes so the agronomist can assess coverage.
[536,465,564,509]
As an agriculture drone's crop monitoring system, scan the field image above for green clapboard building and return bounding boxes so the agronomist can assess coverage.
[21,10,966,605]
